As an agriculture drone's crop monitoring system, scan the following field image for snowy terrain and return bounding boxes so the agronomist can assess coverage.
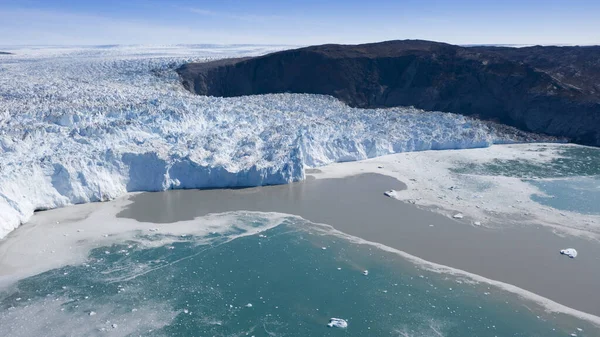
[0,45,544,238]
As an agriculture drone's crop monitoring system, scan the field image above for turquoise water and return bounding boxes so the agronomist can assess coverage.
[530,177,600,215]
[0,215,596,336]
[452,145,600,214]
[451,146,600,179]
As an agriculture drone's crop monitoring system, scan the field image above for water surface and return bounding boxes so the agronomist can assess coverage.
[1,215,595,336]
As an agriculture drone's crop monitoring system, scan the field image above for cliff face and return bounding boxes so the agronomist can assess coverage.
[177,40,600,146]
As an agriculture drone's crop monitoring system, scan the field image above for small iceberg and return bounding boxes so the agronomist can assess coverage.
[363,270,369,276]
[560,248,578,258]
[384,190,397,198]
[327,318,348,328]
[453,213,464,219]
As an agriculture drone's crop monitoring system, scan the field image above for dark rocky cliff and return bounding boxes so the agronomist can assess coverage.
[177,40,600,146]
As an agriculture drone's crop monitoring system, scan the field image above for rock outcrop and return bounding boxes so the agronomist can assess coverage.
[177,40,600,146]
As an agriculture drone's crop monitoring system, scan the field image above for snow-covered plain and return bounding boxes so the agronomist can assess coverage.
[0,45,546,238]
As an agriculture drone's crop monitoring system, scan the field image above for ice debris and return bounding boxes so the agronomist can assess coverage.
[384,190,397,198]
[560,248,578,258]
[327,318,348,328]
[453,213,464,219]
[363,270,369,276]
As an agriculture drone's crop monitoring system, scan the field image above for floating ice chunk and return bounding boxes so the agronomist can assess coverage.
[183,309,189,314]
[384,190,397,198]
[337,267,342,270]
[89,311,96,316]
[321,247,327,250]
[363,270,369,276]
[112,323,118,329]
[453,213,464,219]
[560,248,578,258]
[245,303,253,308]
[473,221,481,226]
[327,318,348,328]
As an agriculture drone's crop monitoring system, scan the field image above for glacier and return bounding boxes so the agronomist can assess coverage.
[0,45,545,238]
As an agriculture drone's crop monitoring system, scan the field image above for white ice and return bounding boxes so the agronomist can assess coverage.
[0,45,523,238]
[560,248,578,258]
[327,318,348,328]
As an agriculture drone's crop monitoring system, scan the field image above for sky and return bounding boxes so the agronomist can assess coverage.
[0,0,598,46]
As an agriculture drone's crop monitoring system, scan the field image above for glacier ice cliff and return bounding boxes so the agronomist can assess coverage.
[0,46,548,238]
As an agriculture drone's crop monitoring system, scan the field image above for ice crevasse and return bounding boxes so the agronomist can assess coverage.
[0,46,529,238]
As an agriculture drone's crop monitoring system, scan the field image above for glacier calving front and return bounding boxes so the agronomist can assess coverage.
[1,46,514,238]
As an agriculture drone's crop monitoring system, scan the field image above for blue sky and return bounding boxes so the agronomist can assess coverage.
[0,0,598,46]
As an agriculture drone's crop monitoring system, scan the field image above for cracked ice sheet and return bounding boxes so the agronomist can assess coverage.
[310,143,600,239]
[0,296,176,337]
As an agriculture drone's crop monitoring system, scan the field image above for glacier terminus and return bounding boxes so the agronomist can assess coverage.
[0,45,552,239]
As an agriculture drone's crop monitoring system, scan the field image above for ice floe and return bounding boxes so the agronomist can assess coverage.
[384,190,398,198]
[327,318,348,328]
[560,248,578,258]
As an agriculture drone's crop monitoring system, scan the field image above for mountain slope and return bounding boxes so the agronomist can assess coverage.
[177,40,600,146]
